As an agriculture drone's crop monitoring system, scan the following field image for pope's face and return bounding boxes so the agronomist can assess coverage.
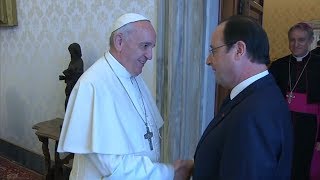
[288,29,313,57]
[121,21,156,76]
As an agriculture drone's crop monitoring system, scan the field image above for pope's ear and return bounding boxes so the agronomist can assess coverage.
[113,33,124,50]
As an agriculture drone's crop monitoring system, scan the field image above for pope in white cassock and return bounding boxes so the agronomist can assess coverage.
[57,13,182,180]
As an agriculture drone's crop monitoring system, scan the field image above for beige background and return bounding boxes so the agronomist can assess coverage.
[263,0,320,61]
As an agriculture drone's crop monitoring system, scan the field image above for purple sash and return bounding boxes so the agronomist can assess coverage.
[287,92,320,180]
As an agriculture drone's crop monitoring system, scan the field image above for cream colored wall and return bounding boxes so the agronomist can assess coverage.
[0,0,157,155]
[263,0,320,61]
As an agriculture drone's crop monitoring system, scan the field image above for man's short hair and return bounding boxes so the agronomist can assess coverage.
[288,22,314,40]
[222,15,270,65]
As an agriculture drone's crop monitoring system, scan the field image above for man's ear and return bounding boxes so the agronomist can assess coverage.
[114,33,124,51]
[234,41,246,60]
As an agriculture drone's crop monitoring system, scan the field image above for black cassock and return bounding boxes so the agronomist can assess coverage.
[269,52,320,180]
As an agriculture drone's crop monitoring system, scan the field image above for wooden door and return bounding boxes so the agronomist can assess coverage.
[240,0,264,23]
[215,0,264,113]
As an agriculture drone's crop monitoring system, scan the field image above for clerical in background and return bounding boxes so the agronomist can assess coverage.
[269,22,320,180]
[57,13,193,180]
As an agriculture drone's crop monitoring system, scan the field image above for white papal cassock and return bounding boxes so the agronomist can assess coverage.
[57,52,174,180]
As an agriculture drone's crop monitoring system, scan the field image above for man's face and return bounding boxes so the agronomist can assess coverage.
[206,23,236,89]
[121,21,156,76]
[288,29,313,57]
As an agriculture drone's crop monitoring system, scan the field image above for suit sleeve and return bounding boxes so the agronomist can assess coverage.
[87,153,174,180]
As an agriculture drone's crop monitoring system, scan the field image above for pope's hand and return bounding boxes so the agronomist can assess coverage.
[173,159,194,180]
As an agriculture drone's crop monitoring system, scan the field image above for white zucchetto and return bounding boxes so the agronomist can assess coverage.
[111,13,149,32]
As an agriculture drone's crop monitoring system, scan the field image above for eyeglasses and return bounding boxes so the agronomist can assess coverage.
[209,43,234,56]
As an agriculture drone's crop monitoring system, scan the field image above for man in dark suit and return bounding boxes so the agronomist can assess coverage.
[193,15,293,180]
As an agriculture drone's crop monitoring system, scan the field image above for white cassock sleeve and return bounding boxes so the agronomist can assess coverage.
[87,153,174,180]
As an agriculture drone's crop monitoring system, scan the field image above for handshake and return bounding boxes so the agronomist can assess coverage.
[173,159,194,180]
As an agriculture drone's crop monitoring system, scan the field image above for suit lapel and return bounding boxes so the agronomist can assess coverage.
[195,74,274,155]
[195,90,246,152]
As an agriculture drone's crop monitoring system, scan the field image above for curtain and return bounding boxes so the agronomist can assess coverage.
[156,0,207,162]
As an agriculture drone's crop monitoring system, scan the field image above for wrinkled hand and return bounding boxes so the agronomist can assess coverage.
[173,159,194,180]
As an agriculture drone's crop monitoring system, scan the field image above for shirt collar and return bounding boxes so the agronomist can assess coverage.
[293,52,309,62]
[230,70,269,100]
[105,51,132,78]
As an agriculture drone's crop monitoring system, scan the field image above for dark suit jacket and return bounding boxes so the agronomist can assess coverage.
[193,74,293,180]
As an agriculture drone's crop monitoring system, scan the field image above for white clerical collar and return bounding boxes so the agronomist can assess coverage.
[230,70,269,100]
[293,52,309,62]
[106,52,132,78]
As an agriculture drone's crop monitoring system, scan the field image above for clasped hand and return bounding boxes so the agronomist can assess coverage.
[173,159,194,180]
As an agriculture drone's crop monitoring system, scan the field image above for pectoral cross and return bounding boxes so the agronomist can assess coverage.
[286,92,295,104]
[144,126,153,150]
